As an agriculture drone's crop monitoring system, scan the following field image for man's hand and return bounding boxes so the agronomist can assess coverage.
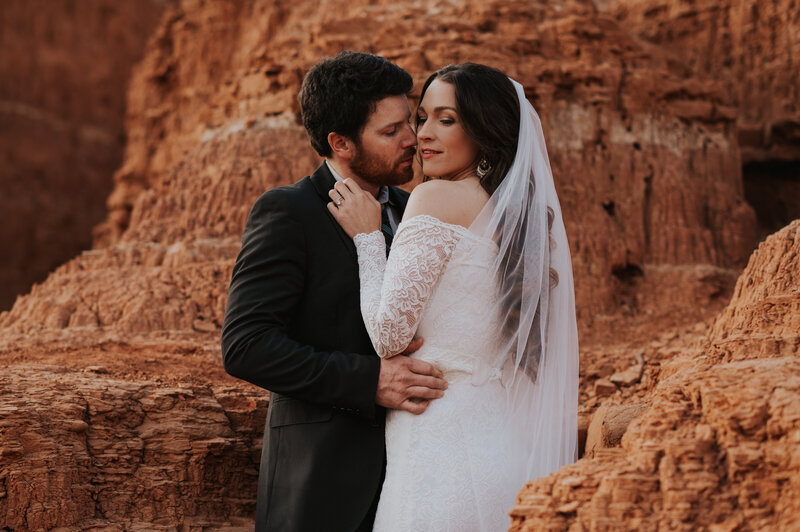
[376,348,448,415]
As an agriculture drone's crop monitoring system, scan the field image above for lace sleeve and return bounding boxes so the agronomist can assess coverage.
[353,215,463,358]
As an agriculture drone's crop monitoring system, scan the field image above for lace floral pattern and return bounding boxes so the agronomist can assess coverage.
[354,215,523,531]
[353,215,462,358]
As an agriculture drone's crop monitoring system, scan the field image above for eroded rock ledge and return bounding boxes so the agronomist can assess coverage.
[511,221,800,532]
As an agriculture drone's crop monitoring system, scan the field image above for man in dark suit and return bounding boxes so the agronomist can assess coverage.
[222,52,448,531]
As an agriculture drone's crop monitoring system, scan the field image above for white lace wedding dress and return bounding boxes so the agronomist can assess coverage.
[354,214,528,532]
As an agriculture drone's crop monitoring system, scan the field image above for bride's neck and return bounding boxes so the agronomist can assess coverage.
[442,167,478,183]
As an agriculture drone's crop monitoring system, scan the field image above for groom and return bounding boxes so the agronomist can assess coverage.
[222,52,447,531]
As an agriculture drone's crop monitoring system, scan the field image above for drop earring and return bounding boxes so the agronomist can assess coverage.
[476,155,491,178]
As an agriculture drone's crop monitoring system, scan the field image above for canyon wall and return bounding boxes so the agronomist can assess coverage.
[76,0,757,322]
[0,0,170,311]
[2,0,796,529]
[599,0,800,238]
[511,220,800,532]
[599,0,799,163]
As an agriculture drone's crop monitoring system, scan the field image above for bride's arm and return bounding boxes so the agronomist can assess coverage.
[328,178,473,358]
[353,216,461,358]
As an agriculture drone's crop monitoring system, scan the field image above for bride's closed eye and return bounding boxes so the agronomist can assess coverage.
[416,115,455,126]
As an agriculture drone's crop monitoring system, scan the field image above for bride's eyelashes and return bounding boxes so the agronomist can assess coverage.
[415,115,456,127]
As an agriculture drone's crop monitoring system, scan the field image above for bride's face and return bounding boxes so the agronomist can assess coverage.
[416,80,480,181]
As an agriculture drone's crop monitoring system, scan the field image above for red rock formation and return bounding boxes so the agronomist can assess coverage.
[511,221,800,532]
[0,0,786,529]
[0,0,170,311]
[599,0,800,164]
[599,0,800,238]
[0,124,316,529]
[0,365,264,530]
[94,0,756,321]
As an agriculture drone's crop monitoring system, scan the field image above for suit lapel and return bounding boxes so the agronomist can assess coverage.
[388,185,411,218]
[310,163,358,260]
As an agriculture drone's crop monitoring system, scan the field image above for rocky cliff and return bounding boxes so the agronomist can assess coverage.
[511,221,800,531]
[599,0,799,164]
[0,0,170,311]
[0,0,796,529]
[599,0,800,238]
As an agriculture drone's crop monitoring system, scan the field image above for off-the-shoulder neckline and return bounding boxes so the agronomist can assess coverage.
[397,214,497,248]
[399,214,471,234]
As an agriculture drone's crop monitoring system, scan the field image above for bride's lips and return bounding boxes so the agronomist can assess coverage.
[420,148,442,160]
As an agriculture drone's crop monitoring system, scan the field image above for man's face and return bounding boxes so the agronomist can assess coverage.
[350,95,417,187]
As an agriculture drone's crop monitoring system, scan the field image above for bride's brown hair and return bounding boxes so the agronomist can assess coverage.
[416,63,520,194]
[418,64,558,381]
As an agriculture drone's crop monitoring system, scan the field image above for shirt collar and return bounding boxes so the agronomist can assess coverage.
[326,160,391,206]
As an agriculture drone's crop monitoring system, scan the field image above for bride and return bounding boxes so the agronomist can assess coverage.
[328,63,579,531]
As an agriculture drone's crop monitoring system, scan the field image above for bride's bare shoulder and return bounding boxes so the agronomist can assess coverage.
[402,179,488,227]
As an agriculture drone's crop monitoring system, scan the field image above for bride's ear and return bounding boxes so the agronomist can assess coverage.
[328,132,354,161]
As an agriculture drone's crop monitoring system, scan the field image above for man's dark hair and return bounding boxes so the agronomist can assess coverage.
[299,51,413,157]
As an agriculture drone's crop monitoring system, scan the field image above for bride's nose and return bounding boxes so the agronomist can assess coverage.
[417,121,433,141]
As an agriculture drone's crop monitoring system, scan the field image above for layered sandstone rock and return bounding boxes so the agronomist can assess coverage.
[599,0,800,164]
[0,123,315,529]
[0,0,170,311]
[92,0,755,321]
[0,0,783,529]
[511,221,800,531]
[0,365,264,530]
[599,0,800,239]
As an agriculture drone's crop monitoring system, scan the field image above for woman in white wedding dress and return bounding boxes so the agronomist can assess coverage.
[328,64,579,531]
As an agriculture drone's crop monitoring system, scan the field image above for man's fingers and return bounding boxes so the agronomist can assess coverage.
[406,386,445,400]
[401,399,429,415]
[406,373,448,391]
[407,357,444,378]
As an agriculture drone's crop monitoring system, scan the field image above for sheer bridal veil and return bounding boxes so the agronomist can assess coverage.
[469,79,579,481]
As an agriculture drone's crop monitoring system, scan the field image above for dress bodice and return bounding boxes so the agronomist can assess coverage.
[353,214,502,381]
[412,221,503,380]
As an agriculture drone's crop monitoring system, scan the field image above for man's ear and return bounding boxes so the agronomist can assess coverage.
[328,132,355,161]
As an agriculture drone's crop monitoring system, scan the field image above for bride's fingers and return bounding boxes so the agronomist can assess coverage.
[342,178,365,194]
[333,180,355,199]
[328,189,344,205]
[326,201,342,218]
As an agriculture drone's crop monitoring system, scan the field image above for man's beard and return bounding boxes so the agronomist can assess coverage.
[350,144,415,187]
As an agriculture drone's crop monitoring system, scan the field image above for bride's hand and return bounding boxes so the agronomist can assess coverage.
[327,179,381,238]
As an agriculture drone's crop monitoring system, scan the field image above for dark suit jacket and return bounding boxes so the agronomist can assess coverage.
[222,163,410,531]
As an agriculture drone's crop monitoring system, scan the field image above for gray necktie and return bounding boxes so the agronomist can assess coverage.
[380,203,393,257]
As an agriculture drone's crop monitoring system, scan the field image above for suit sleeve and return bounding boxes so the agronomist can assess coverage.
[221,191,380,419]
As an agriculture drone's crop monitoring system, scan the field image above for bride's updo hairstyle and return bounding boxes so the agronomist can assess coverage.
[416,63,520,194]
